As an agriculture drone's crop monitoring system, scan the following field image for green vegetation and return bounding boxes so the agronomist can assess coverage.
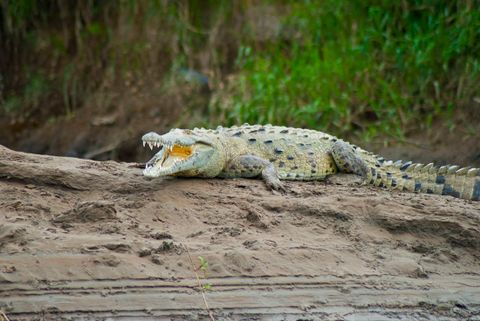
[218,1,480,140]
[197,256,212,290]
[1,0,479,140]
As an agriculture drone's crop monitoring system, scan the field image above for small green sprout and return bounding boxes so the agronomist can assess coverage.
[198,256,209,272]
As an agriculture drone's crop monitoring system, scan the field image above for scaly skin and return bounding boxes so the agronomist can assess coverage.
[142,124,480,201]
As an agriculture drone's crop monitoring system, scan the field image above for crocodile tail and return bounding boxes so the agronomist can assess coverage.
[366,160,480,201]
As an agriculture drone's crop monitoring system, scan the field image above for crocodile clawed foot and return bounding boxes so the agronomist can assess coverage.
[265,180,287,194]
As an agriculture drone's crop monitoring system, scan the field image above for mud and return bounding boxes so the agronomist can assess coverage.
[0,145,479,320]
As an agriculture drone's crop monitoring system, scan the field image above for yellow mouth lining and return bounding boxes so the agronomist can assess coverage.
[169,145,193,158]
[160,145,193,166]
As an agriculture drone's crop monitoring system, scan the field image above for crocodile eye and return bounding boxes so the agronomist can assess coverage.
[184,129,193,135]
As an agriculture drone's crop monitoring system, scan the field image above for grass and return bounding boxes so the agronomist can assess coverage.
[213,0,480,141]
[1,0,479,142]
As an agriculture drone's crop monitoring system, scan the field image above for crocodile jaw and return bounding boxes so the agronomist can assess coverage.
[142,131,215,177]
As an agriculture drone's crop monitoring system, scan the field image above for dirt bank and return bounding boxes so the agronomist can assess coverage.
[0,145,479,320]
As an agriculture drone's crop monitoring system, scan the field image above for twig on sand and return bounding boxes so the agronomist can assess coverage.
[183,244,216,321]
[0,311,10,321]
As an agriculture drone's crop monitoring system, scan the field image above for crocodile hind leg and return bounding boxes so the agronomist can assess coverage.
[222,155,285,191]
[331,140,369,178]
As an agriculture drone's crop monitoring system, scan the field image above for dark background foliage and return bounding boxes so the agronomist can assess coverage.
[1,0,479,164]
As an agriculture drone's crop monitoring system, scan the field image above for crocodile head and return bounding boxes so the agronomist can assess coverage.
[141,129,224,178]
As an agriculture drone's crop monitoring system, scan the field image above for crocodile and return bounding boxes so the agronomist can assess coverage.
[141,124,480,201]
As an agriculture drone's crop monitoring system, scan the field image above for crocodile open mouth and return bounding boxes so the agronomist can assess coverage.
[143,143,194,173]
[141,130,215,177]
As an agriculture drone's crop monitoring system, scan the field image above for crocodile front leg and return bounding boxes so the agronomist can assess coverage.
[221,155,285,191]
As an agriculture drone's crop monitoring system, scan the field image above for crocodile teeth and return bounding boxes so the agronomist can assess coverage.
[143,141,146,147]
[148,142,154,150]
